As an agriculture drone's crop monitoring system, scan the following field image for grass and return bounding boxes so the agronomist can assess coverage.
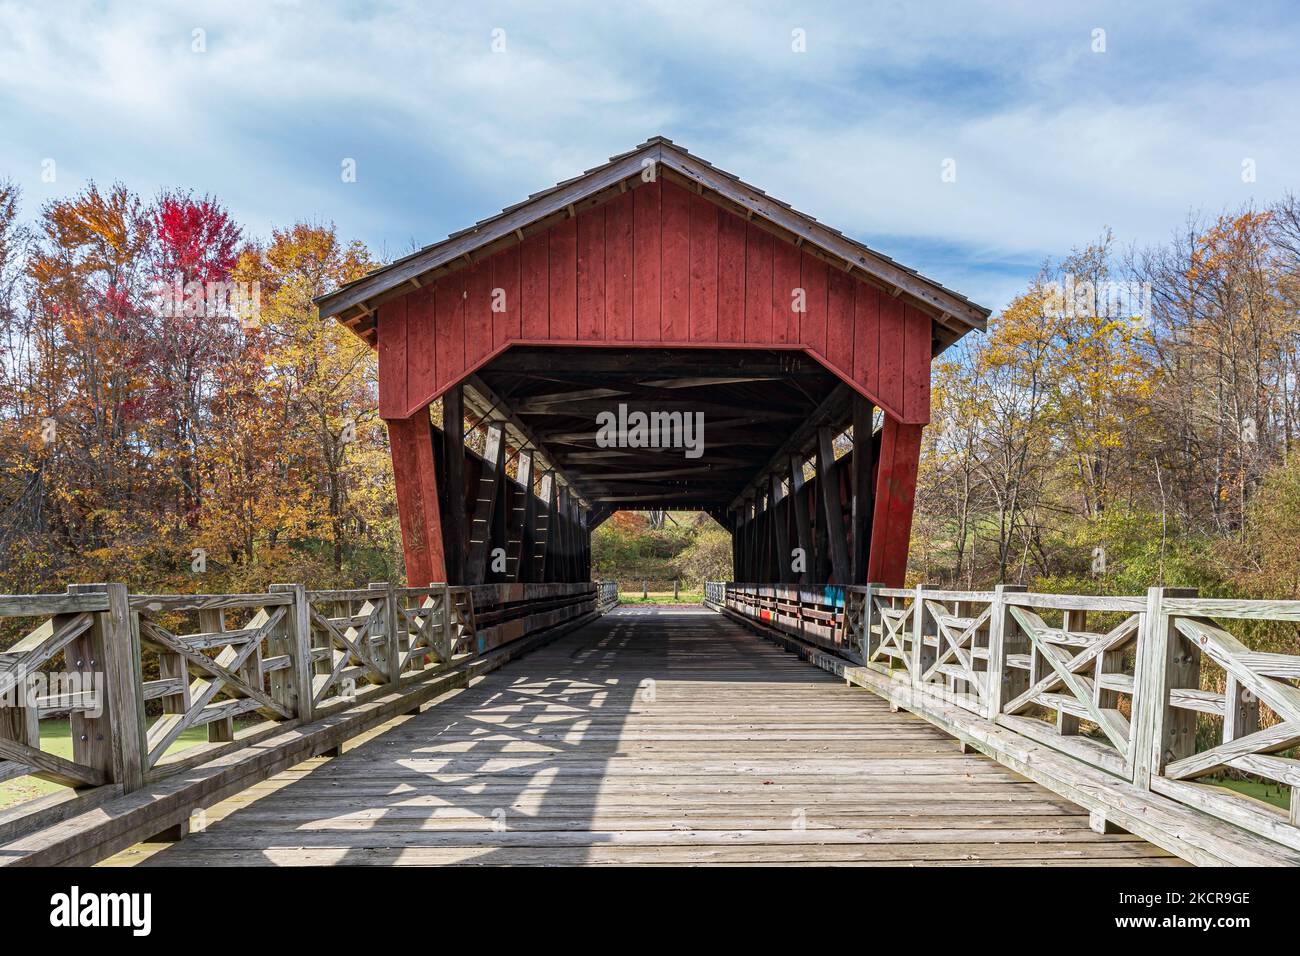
[1209,777,1292,811]
[0,718,237,811]
[621,590,704,605]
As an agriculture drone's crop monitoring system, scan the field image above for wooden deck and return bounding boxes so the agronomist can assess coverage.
[104,607,1184,866]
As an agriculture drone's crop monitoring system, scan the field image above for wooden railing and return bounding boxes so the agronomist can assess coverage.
[595,581,619,611]
[710,581,1300,865]
[0,581,603,858]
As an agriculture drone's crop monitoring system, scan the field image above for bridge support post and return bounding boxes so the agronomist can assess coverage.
[151,817,190,842]
[466,423,506,585]
[770,474,790,582]
[910,583,938,683]
[388,405,448,587]
[866,416,923,588]
[815,429,850,583]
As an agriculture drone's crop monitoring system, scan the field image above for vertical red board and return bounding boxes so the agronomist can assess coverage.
[772,238,801,344]
[388,415,426,584]
[464,257,493,369]
[688,193,718,342]
[549,216,578,340]
[744,224,773,342]
[716,210,746,342]
[902,305,932,424]
[389,409,447,585]
[406,285,436,410]
[577,206,606,341]
[876,292,905,417]
[660,179,690,341]
[377,298,408,419]
[435,276,465,393]
[867,418,923,587]
[604,190,634,341]
[853,283,881,407]
[633,179,661,341]
[520,232,549,340]
[800,251,827,355]
[825,269,854,377]
[492,245,520,349]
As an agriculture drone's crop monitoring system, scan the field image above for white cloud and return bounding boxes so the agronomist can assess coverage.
[1,0,1296,312]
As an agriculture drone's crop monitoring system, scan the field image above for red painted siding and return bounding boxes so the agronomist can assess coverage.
[376,177,934,424]
[605,191,634,341]
[867,418,924,587]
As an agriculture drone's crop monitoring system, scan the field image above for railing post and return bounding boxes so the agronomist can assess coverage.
[860,583,881,662]
[370,582,402,687]
[984,583,1027,721]
[910,583,936,687]
[1131,586,1198,789]
[67,583,146,791]
[270,583,314,724]
[440,583,455,662]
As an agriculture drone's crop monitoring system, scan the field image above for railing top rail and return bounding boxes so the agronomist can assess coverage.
[871,587,914,598]
[1003,592,1145,612]
[393,584,456,597]
[1161,597,1300,621]
[305,587,387,602]
[912,589,998,602]
[129,592,293,612]
[0,593,111,617]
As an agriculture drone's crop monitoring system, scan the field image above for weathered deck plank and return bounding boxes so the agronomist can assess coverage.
[103,607,1184,867]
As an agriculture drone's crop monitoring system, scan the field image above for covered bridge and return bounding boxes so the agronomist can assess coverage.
[5,143,1291,870]
[318,137,988,589]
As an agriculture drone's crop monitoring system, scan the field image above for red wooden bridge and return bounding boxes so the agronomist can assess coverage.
[2,141,1297,867]
[317,136,990,592]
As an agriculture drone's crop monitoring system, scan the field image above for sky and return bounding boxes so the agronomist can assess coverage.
[2,0,1298,313]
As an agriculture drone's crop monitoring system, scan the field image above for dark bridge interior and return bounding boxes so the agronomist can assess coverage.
[475,346,846,525]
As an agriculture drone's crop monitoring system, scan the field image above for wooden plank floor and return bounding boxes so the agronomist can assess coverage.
[104,607,1185,866]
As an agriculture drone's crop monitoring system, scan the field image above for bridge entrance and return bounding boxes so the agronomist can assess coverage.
[316,137,991,591]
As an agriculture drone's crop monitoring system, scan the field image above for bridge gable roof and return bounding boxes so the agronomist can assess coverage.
[317,136,990,349]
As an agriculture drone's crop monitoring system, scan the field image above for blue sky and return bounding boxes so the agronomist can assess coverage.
[2,0,1298,312]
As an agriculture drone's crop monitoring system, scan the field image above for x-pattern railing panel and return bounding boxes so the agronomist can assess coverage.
[1009,606,1136,756]
[868,590,915,678]
[307,596,390,706]
[0,603,109,789]
[1150,601,1300,840]
[398,589,450,674]
[919,597,994,709]
[137,600,293,770]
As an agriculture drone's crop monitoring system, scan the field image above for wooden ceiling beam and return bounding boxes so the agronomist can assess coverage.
[463,374,592,510]
[727,383,854,512]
